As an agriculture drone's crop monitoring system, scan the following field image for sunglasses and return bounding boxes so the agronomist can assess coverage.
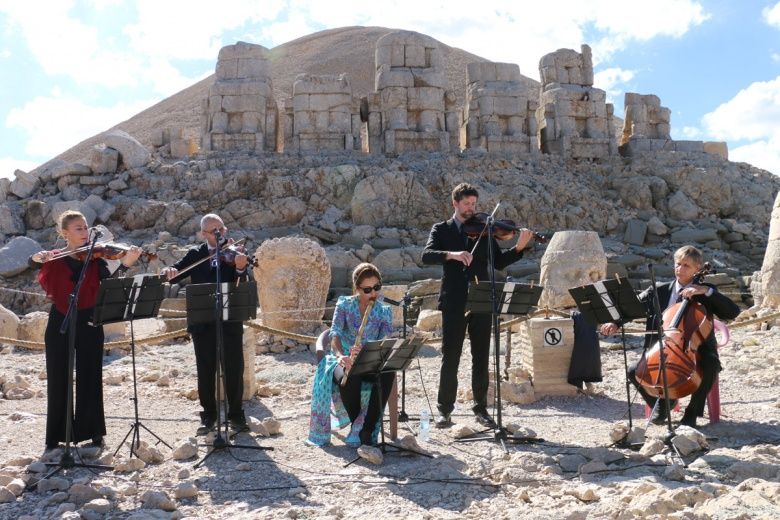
[359,283,382,294]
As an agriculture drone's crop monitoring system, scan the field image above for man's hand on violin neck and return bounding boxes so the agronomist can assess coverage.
[447,251,472,266]
[515,229,534,251]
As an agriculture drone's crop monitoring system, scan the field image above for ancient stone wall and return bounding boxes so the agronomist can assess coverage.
[283,74,361,153]
[463,62,538,154]
[201,41,278,153]
[536,45,616,159]
[365,31,459,154]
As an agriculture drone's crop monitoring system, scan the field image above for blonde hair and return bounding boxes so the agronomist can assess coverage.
[674,245,704,267]
[57,210,86,237]
[352,262,382,292]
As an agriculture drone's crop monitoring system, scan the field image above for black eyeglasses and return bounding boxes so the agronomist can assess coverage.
[359,283,382,294]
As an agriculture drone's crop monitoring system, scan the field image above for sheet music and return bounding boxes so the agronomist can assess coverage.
[594,281,621,321]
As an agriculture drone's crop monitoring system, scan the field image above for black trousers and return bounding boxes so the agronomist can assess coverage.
[437,308,492,416]
[628,343,721,418]
[45,307,105,447]
[191,322,245,423]
[338,372,395,444]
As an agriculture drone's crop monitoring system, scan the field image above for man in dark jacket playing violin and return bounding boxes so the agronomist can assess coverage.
[161,213,251,435]
[600,246,740,427]
[422,183,534,428]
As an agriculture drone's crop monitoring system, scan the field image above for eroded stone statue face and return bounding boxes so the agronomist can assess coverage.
[253,237,331,334]
[538,231,607,310]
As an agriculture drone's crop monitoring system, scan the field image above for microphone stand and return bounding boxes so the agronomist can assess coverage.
[33,230,112,488]
[194,229,271,468]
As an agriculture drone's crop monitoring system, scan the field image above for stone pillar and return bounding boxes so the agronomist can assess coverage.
[367,30,454,154]
[284,74,361,154]
[760,192,780,308]
[463,62,538,154]
[538,231,607,309]
[201,41,278,153]
[518,316,577,396]
[536,44,613,159]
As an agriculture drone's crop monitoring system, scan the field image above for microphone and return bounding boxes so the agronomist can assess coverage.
[377,295,401,307]
[90,227,104,239]
[212,228,222,240]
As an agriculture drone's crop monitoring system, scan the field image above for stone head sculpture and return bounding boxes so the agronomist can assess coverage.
[253,237,331,334]
[538,231,607,309]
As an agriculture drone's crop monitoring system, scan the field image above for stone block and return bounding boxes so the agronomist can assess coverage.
[623,219,648,246]
[236,57,270,79]
[404,44,426,67]
[216,58,238,80]
[104,129,150,168]
[407,87,444,112]
[9,170,39,198]
[703,141,728,160]
[376,68,414,89]
[89,145,119,175]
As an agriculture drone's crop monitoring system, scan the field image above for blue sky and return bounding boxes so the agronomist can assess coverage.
[1,0,780,179]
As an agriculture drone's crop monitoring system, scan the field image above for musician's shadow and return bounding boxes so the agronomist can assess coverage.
[313,439,490,512]
[180,399,308,510]
[504,392,647,423]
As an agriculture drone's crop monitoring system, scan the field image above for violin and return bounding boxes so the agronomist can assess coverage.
[217,242,258,267]
[38,242,157,262]
[462,212,551,243]
[635,263,713,400]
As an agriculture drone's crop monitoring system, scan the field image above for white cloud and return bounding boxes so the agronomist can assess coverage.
[256,0,708,79]
[680,126,703,139]
[5,94,154,159]
[257,12,318,47]
[763,1,780,28]
[702,76,780,141]
[702,76,780,174]
[594,67,636,103]
[730,138,780,176]
[773,52,780,63]
[0,157,40,180]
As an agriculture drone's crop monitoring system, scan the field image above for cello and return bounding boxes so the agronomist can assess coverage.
[635,263,713,400]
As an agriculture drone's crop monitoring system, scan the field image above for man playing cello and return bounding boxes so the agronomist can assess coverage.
[600,246,740,427]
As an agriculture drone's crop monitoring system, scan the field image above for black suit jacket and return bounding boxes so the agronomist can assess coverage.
[170,243,252,333]
[422,219,523,311]
[638,281,740,352]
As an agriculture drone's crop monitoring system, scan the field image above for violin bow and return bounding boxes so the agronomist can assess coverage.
[163,237,249,281]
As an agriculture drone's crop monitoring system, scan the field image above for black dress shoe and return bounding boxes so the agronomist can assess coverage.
[229,417,249,433]
[90,436,104,447]
[474,410,497,428]
[434,413,453,429]
[196,419,216,436]
[679,410,697,428]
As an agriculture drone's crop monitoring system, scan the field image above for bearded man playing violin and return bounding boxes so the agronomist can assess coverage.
[161,213,250,435]
[422,182,535,429]
[600,246,740,428]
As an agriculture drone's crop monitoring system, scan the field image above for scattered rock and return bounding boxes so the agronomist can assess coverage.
[453,425,476,439]
[357,445,383,465]
[83,497,112,514]
[262,417,282,435]
[248,417,270,437]
[173,481,198,499]
[140,490,177,511]
[114,457,146,473]
[172,438,198,460]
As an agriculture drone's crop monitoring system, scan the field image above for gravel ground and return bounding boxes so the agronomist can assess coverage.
[1,318,779,519]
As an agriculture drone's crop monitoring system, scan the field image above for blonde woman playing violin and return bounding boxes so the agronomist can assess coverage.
[29,210,142,451]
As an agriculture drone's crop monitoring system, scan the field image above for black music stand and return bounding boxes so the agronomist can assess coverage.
[457,280,543,448]
[91,275,168,458]
[186,281,271,467]
[344,336,433,467]
[569,277,646,446]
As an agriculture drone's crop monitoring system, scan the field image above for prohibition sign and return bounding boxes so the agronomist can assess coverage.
[544,327,562,346]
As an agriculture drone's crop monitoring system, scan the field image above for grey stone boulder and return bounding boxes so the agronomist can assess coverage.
[51,201,96,226]
[104,129,151,168]
[0,236,41,277]
[0,203,25,234]
[10,169,39,198]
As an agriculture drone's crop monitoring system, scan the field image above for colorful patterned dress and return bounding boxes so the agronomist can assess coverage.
[307,295,393,446]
